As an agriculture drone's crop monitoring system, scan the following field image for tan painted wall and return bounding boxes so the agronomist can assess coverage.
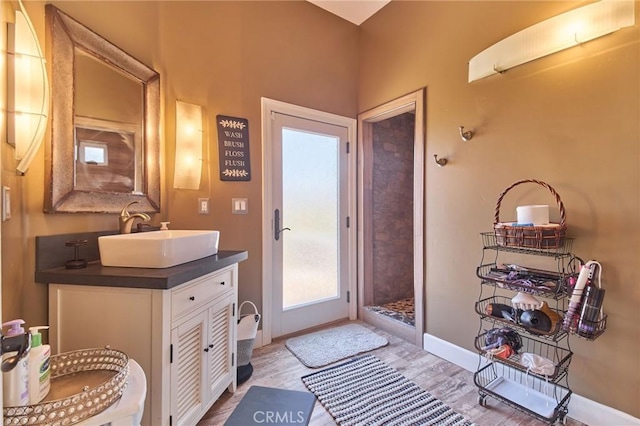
[156,0,359,309]
[358,0,639,417]
[0,0,357,344]
[2,0,638,419]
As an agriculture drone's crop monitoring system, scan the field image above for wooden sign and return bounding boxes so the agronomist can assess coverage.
[216,115,251,181]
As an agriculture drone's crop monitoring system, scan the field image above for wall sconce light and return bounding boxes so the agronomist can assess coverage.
[6,0,50,175]
[173,100,203,190]
[468,0,635,82]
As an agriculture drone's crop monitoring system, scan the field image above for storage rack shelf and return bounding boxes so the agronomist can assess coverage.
[476,264,573,299]
[480,232,575,258]
[475,362,572,425]
[474,232,577,426]
[475,295,569,342]
[572,314,607,341]
[474,331,572,381]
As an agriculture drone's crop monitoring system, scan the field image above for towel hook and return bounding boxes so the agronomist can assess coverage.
[459,126,474,142]
[433,154,448,167]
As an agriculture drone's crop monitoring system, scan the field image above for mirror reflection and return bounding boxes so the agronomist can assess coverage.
[74,117,140,193]
[46,5,160,213]
[74,50,144,194]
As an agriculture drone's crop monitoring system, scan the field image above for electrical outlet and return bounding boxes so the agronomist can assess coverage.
[198,198,210,215]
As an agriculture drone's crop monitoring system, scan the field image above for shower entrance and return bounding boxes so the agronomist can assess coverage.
[357,90,425,346]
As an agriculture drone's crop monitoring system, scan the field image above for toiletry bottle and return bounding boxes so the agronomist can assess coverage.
[561,262,591,332]
[28,326,51,404]
[2,319,30,406]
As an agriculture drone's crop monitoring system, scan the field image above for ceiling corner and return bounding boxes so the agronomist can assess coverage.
[307,0,391,26]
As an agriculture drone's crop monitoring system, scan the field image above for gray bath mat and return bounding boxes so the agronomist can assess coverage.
[224,385,315,425]
[285,323,388,368]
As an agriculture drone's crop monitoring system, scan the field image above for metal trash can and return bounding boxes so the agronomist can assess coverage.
[237,301,260,384]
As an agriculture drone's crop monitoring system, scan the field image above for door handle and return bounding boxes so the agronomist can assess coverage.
[274,209,291,241]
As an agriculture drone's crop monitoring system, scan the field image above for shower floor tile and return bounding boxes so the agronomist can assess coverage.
[365,297,415,326]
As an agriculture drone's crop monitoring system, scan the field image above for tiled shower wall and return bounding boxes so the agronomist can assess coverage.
[371,112,415,305]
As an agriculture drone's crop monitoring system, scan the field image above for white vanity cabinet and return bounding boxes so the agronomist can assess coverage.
[48,263,239,426]
[170,269,237,426]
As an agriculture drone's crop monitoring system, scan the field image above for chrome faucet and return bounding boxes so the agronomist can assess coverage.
[119,201,151,234]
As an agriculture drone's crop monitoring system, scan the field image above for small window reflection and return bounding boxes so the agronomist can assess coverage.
[79,141,109,166]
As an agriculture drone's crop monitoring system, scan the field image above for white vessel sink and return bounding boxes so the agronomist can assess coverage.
[99,230,220,268]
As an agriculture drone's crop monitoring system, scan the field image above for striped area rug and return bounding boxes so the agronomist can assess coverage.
[302,355,475,426]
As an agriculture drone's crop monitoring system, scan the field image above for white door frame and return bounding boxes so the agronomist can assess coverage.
[261,98,357,345]
[357,89,425,346]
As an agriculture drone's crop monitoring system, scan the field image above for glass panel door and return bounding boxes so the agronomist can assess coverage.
[271,112,349,337]
[282,128,339,309]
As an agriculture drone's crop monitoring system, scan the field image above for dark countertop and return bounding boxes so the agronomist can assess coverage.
[35,250,248,290]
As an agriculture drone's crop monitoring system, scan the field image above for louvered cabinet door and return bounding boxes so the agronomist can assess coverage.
[206,292,236,403]
[170,310,208,426]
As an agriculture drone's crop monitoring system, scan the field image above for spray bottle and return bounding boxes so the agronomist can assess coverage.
[2,320,30,406]
[28,326,51,404]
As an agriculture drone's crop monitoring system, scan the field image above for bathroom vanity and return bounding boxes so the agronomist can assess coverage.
[36,233,248,426]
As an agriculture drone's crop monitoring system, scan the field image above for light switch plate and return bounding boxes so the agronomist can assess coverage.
[232,198,248,214]
[2,186,11,222]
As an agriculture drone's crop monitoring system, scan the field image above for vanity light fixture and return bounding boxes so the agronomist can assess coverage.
[468,0,635,82]
[174,100,203,190]
[6,0,50,175]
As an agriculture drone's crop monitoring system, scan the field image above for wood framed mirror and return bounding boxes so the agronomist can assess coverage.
[45,5,160,213]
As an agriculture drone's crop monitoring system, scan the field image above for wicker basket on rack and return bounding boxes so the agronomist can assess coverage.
[494,179,567,249]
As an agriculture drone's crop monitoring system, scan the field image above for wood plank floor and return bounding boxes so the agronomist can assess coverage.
[198,321,585,426]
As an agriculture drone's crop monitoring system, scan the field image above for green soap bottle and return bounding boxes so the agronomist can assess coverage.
[28,326,51,404]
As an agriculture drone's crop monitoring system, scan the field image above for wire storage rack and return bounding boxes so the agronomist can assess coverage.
[476,180,607,425]
[474,232,578,426]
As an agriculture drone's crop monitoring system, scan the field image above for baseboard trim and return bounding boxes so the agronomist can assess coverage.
[254,330,264,349]
[423,333,640,426]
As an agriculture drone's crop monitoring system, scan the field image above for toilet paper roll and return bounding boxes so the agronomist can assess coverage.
[516,205,549,225]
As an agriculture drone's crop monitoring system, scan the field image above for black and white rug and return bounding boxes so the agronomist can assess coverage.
[301,354,475,426]
[285,323,388,368]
